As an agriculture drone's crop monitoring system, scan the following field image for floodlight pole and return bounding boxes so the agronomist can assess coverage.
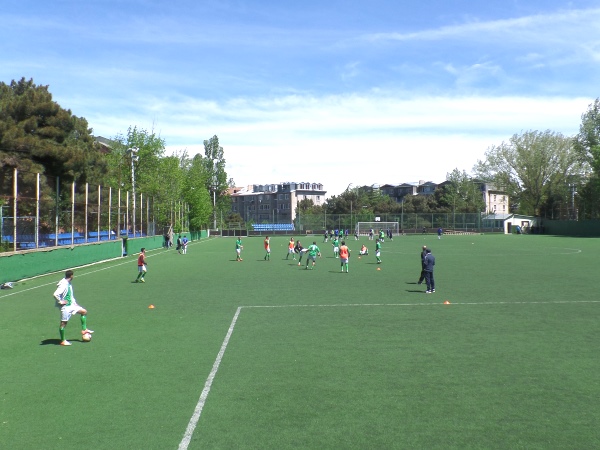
[127,147,139,237]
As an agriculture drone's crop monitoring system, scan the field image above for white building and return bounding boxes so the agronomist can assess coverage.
[230,182,326,224]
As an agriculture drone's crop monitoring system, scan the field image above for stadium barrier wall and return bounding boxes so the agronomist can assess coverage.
[125,236,165,256]
[0,240,123,282]
[543,219,600,237]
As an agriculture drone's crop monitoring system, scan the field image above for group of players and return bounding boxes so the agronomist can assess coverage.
[234,233,387,272]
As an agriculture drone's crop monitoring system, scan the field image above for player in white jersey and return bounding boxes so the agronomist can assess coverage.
[53,270,93,346]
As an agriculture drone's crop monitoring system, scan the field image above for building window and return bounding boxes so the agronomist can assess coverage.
[316,196,320,201]
[494,194,497,201]
[285,194,289,200]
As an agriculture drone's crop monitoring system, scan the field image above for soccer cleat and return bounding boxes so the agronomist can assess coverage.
[82,329,94,334]
[60,340,72,346]
[432,289,435,293]
[425,290,432,294]
[298,262,301,266]
[140,279,145,283]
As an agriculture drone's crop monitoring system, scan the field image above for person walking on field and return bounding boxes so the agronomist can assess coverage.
[53,270,93,346]
[424,248,436,293]
[375,238,382,264]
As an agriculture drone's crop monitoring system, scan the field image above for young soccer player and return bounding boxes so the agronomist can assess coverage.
[236,237,243,261]
[375,238,382,264]
[182,235,189,253]
[332,236,340,258]
[286,237,295,260]
[264,236,271,261]
[339,241,350,273]
[53,270,93,346]
[135,248,147,282]
[359,244,368,255]
[294,240,304,266]
[305,241,321,270]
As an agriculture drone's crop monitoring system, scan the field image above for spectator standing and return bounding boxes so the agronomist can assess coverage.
[418,245,427,284]
[424,248,436,293]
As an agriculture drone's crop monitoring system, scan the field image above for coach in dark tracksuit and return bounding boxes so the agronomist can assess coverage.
[423,248,435,293]
[418,245,428,284]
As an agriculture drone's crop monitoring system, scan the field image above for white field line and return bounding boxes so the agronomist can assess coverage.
[178,298,599,448]
[178,306,242,450]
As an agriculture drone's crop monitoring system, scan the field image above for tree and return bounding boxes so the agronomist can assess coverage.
[105,126,166,195]
[473,130,580,216]
[574,99,600,173]
[439,169,485,214]
[202,135,233,228]
[573,99,600,218]
[0,77,106,184]
[183,154,212,230]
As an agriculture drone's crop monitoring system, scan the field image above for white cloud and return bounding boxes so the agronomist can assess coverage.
[138,92,591,198]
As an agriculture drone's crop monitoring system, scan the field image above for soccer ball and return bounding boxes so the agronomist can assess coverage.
[1,282,13,289]
[82,333,92,342]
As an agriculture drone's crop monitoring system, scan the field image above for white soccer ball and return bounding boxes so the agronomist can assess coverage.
[82,333,92,342]
[4,282,13,289]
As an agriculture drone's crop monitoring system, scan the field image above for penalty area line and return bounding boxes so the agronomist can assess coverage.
[178,306,242,450]
[178,297,600,447]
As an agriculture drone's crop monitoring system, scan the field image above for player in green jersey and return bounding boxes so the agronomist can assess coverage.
[375,238,382,264]
[332,237,339,258]
[235,237,244,261]
[305,242,321,269]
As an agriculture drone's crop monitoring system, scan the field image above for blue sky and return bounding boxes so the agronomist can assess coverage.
[2,1,599,197]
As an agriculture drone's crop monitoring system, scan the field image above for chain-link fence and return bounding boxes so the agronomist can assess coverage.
[0,167,179,252]
[295,212,500,235]
[230,212,505,237]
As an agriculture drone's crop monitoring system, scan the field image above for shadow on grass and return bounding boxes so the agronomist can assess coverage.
[40,339,65,346]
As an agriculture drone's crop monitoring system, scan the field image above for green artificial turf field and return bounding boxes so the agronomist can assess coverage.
[1,233,599,449]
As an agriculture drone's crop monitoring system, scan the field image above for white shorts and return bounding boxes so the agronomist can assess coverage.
[333,246,339,253]
[376,250,381,257]
[236,248,241,254]
[341,258,349,264]
[138,265,147,273]
[60,302,84,322]
[288,248,295,254]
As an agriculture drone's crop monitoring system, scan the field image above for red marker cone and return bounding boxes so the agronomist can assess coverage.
[148,304,155,309]
[443,300,450,305]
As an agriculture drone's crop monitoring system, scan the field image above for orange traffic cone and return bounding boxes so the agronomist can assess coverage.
[148,304,155,309]
[443,300,450,305]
